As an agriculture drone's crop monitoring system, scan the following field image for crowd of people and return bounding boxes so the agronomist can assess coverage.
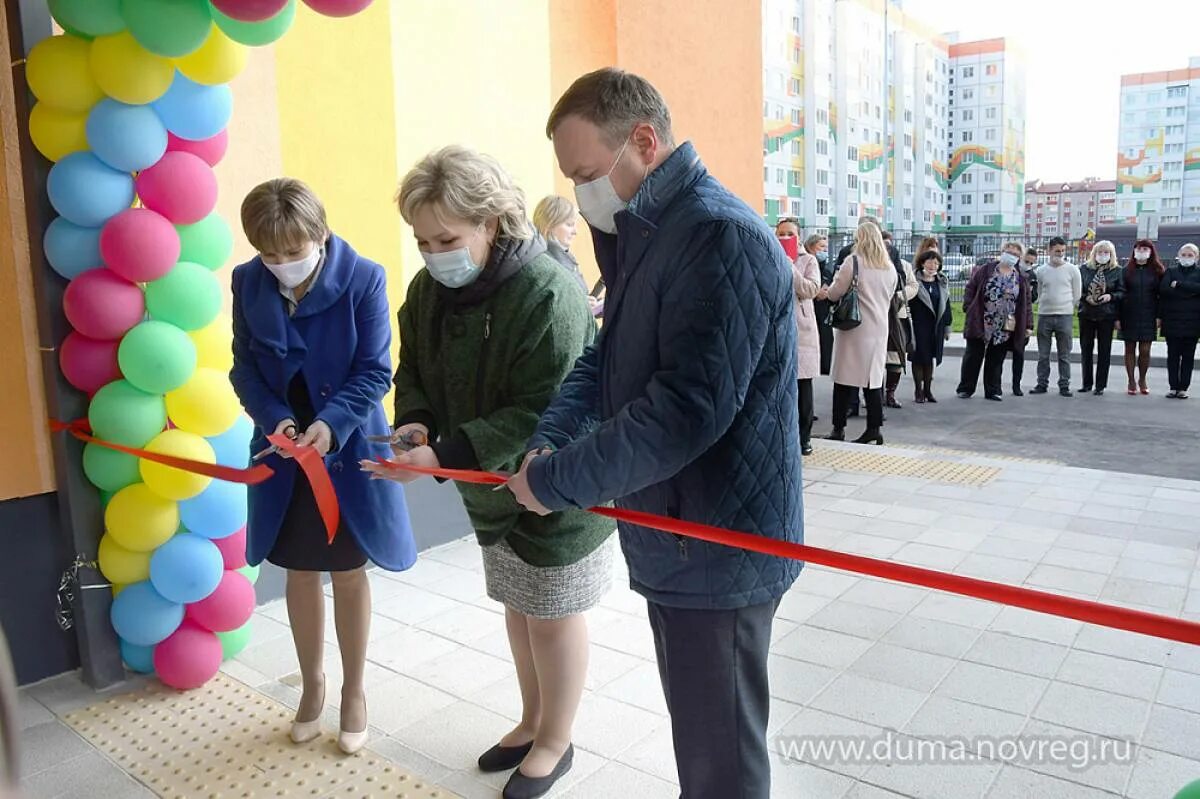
[774,220,1200,446]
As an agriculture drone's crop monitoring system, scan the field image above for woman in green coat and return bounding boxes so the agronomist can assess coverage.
[362,145,612,799]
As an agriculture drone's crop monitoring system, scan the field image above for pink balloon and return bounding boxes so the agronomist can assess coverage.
[135,152,218,226]
[153,620,223,690]
[212,526,248,569]
[185,571,254,633]
[301,0,372,17]
[99,209,181,283]
[59,332,122,395]
[62,269,146,340]
[166,131,228,168]
[210,0,290,21]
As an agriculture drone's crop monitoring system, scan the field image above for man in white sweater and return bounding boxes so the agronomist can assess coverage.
[1031,236,1083,397]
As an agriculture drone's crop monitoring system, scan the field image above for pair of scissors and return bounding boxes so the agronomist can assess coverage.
[252,423,299,461]
[365,429,428,451]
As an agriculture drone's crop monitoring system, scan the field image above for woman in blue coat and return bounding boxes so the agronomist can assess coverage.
[230,178,415,754]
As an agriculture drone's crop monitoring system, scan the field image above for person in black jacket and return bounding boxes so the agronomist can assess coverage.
[1077,240,1125,396]
[1012,247,1041,395]
[1119,239,1164,395]
[1160,242,1200,398]
[909,251,952,402]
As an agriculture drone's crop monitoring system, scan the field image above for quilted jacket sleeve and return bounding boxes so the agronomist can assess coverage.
[528,335,602,452]
[526,221,774,511]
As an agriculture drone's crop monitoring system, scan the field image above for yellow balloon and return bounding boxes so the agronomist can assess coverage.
[29,102,89,162]
[112,583,127,597]
[175,25,247,86]
[140,429,216,501]
[26,34,103,112]
[89,31,174,105]
[98,534,151,585]
[166,367,242,437]
[105,482,179,552]
[190,316,234,372]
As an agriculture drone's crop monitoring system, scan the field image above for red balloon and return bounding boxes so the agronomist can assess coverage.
[135,152,218,226]
[62,269,146,340]
[301,0,372,17]
[166,130,228,167]
[212,526,248,570]
[100,209,181,283]
[59,332,122,395]
[185,571,254,633]
[209,0,290,21]
[153,620,222,690]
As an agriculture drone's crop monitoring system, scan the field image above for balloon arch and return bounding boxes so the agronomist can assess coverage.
[27,0,373,690]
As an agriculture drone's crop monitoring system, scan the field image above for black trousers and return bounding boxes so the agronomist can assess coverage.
[1168,336,1200,391]
[648,599,779,799]
[958,337,1008,397]
[834,383,883,429]
[1080,317,1116,390]
[814,300,834,375]
[1011,346,1025,387]
[797,379,813,447]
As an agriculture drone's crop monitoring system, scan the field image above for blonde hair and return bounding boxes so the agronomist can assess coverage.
[397,145,531,242]
[532,195,576,238]
[1089,240,1118,268]
[1002,240,1025,255]
[241,178,329,253]
[853,219,890,269]
[1179,242,1199,258]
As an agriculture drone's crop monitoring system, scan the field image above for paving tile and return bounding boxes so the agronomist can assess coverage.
[1125,745,1200,799]
[421,538,485,572]
[776,589,834,624]
[904,695,1026,747]
[367,625,462,674]
[597,662,669,715]
[986,766,1122,798]
[359,672,459,734]
[936,661,1049,716]
[847,642,958,693]
[1166,640,1200,675]
[882,616,983,658]
[392,700,514,771]
[405,645,515,697]
[585,642,649,692]
[935,514,1002,536]
[559,761,679,798]
[914,527,989,552]
[809,673,928,729]
[1123,541,1198,569]
[828,499,891,518]
[17,692,53,730]
[1073,623,1174,666]
[414,602,503,646]
[1113,557,1194,587]
[910,592,1002,629]
[844,782,913,798]
[1158,668,1200,714]
[1100,576,1187,611]
[974,536,1052,562]
[771,762,856,798]
[1041,548,1119,575]
[1151,487,1200,505]
[868,516,933,537]
[1187,589,1200,615]
[1140,511,1197,533]
[1019,719,1136,795]
[569,693,665,758]
[893,542,967,570]
[613,720,678,784]
[774,624,875,670]
[16,720,91,779]
[807,510,873,533]
[1033,682,1150,740]
[1086,492,1150,511]
[1025,565,1108,596]
[775,707,890,779]
[861,742,1003,799]
[838,533,907,558]
[988,606,1082,646]
[807,600,903,640]
[1023,497,1085,516]
[19,751,154,799]
[837,580,928,613]
[767,654,840,705]
[964,631,1069,679]
[372,583,464,625]
[954,553,1037,583]
[1055,650,1163,701]
[368,736,455,785]
[793,568,863,598]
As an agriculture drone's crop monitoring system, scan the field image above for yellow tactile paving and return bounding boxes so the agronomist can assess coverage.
[894,442,1059,465]
[806,447,1002,485]
[62,673,458,799]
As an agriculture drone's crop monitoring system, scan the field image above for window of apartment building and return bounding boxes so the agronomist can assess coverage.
[1166,161,1183,172]
[961,109,974,122]
[985,129,997,141]
[874,131,882,144]
[963,130,973,142]
[1164,197,1181,208]
[925,187,932,199]
[776,168,785,183]
[905,183,913,196]
[1147,91,1162,103]
[925,164,932,176]
[816,108,829,125]
[962,67,975,78]
[793,46,801,63]
[848,204,858,218]
[774,104,783,118]
[960,215,972,225]
[791,200,803,216]
[904,110,913,123]
[1167,86,1187,98]
[875,105,881,119]
[816,198,829,215]
[963,88,974,100]
[903,133,913,148]
[789,170,800,187]
[924,210,932,222]
[816,139,828,155]
[789,78,801,94]
[985,85,998,98]
[904,208,912,221]
[848,145,858,161]
[961,195,973,205]
[791,139,801,156]
[1165,179,1183,191]
[903,158,913,172]
[985,64,997,76]
[1167,106,1186,118]
[926,71,933,83]
[1123,112,1136,124]
[848,174,859,190]
[1167,125,1185,135]
[984,172,996,184]
[816,169,829,185]
[862,100,871,114]
[925,94,932,106]
[1166,143,1184,154]
[791,109,801,125]
[791,16,800,32]
[985,107,997,120]
[763,166,768,182]
[983,192,996,204]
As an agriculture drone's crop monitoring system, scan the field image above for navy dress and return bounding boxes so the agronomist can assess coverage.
[1121,266,1161,342]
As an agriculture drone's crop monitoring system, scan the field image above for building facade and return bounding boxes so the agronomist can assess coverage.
[762,0,1026,237]
[1116,57,1200,225]
[1023,178,1117,240]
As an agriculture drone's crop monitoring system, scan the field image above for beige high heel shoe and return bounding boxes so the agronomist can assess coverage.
[290,678,325,744]
[337,695,368,755]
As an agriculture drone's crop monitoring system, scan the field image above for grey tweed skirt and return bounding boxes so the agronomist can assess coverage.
[482,537,615,620]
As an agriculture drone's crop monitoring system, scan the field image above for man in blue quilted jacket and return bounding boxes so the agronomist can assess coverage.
[507,68,804,798]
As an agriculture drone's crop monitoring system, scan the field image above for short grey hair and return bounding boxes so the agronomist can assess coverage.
[546,68,675,148]
[396,145,531,242]
[804,233,826,253]
[532,195,576,237]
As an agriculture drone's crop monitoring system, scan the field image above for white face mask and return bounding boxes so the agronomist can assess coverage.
[264,245,321,289]
[1095,253,1111,265]
[421,229,484,288]
[999,252,1019,267]
[1135,250,1151,263]
[1180,256,1197,267]
[1049,253,1065,265]
[574,137,633,235]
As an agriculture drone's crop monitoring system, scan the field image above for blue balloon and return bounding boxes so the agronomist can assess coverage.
[43,217,102,280]
[111,581,184,647]
[152,74,233,142]
[206,415,253,469]
[86,99,168,173]
[150,533,224,604]
[120,638,156,674]
[179,478,247,540]
[47,152,135,228]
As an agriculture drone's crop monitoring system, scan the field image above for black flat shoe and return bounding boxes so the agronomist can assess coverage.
[1011,386,1024,396]
[825,429,845,441]
[479,740,535,773]
[956,392,972,399]
[503,744,574,799]
[1093,388,1104,396]
[985,394,1003,401]
[801,444,814,456]
[1030,386,1048,395]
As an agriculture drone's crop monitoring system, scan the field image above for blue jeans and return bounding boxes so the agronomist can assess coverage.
[1037,314,1074,389]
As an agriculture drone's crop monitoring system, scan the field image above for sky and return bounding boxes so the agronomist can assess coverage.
[902,0,1198,182]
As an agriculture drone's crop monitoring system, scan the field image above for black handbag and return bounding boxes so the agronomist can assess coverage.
[826,256,862,330]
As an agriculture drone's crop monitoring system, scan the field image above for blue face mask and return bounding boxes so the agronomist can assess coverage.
[422,229,484,288]
[816,251,828,264]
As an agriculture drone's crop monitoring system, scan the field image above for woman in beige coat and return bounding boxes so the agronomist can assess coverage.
[777,220,822,455]
[825,220,898,445]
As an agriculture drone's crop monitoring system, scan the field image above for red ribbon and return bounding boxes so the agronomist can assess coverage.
[267,432,340,545]
[383,461,1200,647]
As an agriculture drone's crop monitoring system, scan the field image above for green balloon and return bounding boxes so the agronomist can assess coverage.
[118,320,198,395]
[88,380,167,448]
[216,622,252,660]
[236,563,260,585]
[49,0,124,37]
[120,0,212,58]
[212,0,295,47]
[82,442,142,492]
[1175,780,1200,799]
[177,214,234,271]
[98,489,115,509]
[146,262,221,332]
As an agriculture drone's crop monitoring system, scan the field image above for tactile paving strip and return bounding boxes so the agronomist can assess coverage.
[806,447,1001,485]
[891,442,1059,465]
[63,673,458,799]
